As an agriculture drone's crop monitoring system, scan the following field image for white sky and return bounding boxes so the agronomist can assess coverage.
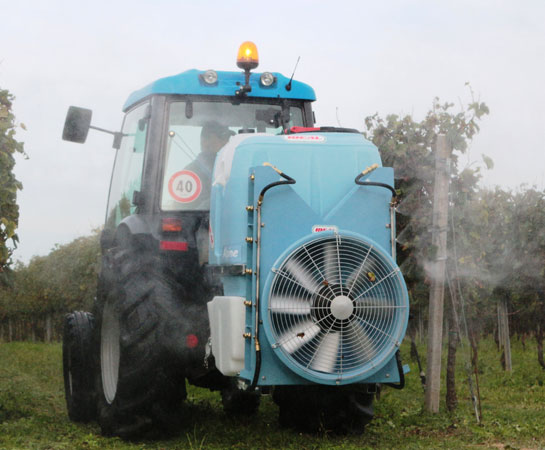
[1,0,544,263]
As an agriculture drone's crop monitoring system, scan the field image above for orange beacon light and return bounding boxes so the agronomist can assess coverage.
[237,41,259,71]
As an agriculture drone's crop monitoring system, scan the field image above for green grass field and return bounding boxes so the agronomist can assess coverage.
[1,339,544,449]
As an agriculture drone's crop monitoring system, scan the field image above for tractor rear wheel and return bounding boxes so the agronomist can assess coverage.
[95,249,188,438]
[62,311,96,422]
[273,385,374,434]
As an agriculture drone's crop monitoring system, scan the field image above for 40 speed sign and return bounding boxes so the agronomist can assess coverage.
[168,170,202,203]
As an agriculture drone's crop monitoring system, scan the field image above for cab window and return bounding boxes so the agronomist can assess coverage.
[105,102,149,228]
[161,100,303,211]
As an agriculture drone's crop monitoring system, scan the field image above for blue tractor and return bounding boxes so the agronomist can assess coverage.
[61,42,409,437]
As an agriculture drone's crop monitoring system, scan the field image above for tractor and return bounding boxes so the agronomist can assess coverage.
[61,42,409,437]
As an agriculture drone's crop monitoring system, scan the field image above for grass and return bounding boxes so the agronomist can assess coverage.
[0,338,544,449]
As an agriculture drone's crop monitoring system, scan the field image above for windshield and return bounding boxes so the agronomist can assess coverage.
[161,100,304,211]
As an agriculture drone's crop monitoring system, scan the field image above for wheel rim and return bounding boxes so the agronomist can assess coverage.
[101,301,120,404]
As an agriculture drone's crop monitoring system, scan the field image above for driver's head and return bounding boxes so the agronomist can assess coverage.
[201,121,234,155]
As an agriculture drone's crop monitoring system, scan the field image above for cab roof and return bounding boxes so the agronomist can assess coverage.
[123,69,316,111]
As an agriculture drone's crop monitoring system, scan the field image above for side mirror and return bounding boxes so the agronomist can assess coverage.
[62,106,92,143]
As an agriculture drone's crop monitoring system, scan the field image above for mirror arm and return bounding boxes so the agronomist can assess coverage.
[89,125,118,136]
[89,125,124,149]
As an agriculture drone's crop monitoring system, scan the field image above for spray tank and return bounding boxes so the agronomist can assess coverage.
[207,130,409,388]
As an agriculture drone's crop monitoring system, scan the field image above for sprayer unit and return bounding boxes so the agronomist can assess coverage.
[207,131,409,387]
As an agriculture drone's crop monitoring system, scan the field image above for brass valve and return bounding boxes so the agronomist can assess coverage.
[361,163,379,176]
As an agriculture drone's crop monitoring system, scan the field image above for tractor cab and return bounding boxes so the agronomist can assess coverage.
[63,42,315,258]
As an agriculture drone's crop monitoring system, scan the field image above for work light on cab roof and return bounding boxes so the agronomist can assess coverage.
[202,69,218,85]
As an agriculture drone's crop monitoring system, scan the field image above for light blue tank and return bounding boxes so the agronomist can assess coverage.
[209,132,408,386]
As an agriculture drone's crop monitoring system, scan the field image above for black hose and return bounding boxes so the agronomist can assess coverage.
[355,174,397,199]
[385,350,405,390]
[410,334,427,390]
[249,345,262,391]
[258,172,296,200]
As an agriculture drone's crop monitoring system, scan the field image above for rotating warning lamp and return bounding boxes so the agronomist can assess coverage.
[237,41,259,71]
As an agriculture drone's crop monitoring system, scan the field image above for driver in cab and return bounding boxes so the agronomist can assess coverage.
[184,121,235,209]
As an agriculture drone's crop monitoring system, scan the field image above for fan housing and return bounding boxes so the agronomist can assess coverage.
[263,231,408,385]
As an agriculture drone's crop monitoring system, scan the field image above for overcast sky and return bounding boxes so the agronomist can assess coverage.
[1,0,544,263]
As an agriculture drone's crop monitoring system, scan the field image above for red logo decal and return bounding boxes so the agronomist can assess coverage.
[284,135,325,142]
[312,225,338,233]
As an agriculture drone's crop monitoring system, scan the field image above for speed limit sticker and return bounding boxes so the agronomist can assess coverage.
[168,170,202,203]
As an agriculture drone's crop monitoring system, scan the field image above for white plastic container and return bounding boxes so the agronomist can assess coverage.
[207,296,246,376]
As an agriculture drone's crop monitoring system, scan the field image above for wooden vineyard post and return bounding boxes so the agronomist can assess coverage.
[425,134,451,413]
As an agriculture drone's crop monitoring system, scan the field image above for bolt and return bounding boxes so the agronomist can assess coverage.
[243,332,252,339]
[244,300,252,307]
[261,376,266,380]
[245,237,254,243]
[246,205,254,211]
[250,174,255,181]
[272,343,278,349]
[245,268,253,275]
[385,373,390,378]
[261,223,265,228]
[386,223,391,228]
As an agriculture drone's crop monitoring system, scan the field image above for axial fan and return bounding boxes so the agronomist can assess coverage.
[266,234,408,383]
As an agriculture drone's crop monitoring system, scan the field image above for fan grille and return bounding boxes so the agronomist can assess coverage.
[267,234,407,381]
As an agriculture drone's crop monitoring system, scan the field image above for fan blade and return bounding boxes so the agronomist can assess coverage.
[355,297,397,318]
[345,266,362,293]
[310,331,340,373]
[269,295,311,315]
[345,320,376,362]
[345,246,375,293]
[354,297,397,332]
[279,320,321,354]
[323,243,339,284]
[345,259,368,294]
[352,267,400,302]
[355,296,387,307]
[284,258,319,294]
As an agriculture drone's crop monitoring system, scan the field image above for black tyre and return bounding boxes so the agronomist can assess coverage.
[273,385,374,434]
[221,380,260,416]
[95,249,193,438]
[63,311,96,422]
